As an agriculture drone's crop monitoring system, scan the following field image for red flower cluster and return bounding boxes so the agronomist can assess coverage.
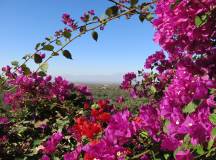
[91,99,112,122]
[70,117,102,139]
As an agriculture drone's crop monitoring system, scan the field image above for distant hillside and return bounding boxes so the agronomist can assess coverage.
[87,83,147,113]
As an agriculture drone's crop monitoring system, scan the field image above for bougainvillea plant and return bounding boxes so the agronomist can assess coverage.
[0,0,216,160]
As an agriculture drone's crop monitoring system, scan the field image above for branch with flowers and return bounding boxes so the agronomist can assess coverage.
[0,0,155,88]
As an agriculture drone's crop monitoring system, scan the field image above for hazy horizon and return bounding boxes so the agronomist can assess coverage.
[54,73,124,84]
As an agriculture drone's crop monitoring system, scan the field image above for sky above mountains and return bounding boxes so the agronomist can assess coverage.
[0,0,160,83]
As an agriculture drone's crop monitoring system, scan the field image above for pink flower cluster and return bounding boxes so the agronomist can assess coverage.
[153,0,216,56]
[2,69,93,110]
[42,132,63,154]
[144,50,165,69]
[120,72,136,90]
[62,13,78,30]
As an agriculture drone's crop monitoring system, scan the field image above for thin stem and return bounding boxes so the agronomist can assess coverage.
[108,0,141,14]
[131,150,150,159]
[108,0,155,23]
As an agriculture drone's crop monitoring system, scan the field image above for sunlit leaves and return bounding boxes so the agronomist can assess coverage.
[140,131,148,138]
[209,113,216,125]
[211,127,216,137]
[163,120,170,133]
[40,62,48,73]
[146,13,153,21]
[34,119,48,128]
[195,144,204,155]
[195,16,203,27]
[195,14,208,28]
[183,101,199,114]
[62,50,72,59]
[208,139,214,150]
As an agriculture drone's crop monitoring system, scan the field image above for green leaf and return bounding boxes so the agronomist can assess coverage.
[22,54,31,60]
[21,64,31,75]
[63,30,71,39]
[56,39,62,46]
[163,120,170,133]
[195,144,204,155]
[80,26,87,33]
[196,15,207,27]
[52,156,60,160]
[105,8,113,17]
[92,31,98,41]
[41,42,46,46]
[40,62,48,73]
[45,36,53,42]
[56,119,69,131]
[110,6,119,16]
[211,127,216,137]
[183,134,191,144]
[146,13,153,21]
[163,154,170,160]
[43,45,54,51]
[33,139,42,147]
[209,113,216,125]
[11,61,19,67]
[195,14,208,28]
[93,16,99,21]
[208,139,214,150]
[195,16,202,27]
[38,71,46,77]
[150,85,157,94]
[35,43,41,50]
[139,14,145,23]
[62,50,72,59]
[140,131,148,138]
[52,52,59,56]
[183,101,199,114]
[130,0,138,6]
[209,89,216,95]
[91,103,99,109]
[105,6,119,17]
[34,54,42,64]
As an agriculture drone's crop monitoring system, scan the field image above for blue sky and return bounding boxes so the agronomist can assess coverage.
[0,0,160,83]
